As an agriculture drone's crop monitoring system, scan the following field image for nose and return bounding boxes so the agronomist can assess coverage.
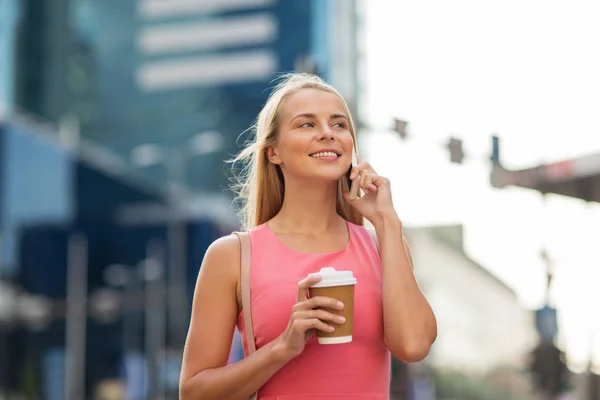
[317,125,334,141]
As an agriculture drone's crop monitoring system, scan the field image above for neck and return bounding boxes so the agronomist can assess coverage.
[271,178,344,233]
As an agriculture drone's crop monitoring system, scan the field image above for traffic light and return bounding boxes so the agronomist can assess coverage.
[393,118,408,139]
[446,137,464,164]
[529,341,570,396]
[491,135,501,166]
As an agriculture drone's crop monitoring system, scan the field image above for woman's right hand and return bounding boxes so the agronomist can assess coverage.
[276,275,346,360]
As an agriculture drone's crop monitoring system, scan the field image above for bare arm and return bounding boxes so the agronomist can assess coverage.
[346,158,437,363]
[179,235,344,399]
[374,216,437,362]
[179,235,290,400]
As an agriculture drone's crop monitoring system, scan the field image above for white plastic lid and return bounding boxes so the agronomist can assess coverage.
[308,267,357,288]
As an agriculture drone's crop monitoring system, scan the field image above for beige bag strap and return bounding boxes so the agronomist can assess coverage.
[233,231,258,400]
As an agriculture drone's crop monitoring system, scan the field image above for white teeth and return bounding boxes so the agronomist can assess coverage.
[311,151,338,158]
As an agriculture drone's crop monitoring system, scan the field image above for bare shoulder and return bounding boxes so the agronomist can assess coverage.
[197,233,243,309]
[204,234,241,266]
[199,234,241,285]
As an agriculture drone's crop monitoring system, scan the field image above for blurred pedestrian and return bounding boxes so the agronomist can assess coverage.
[179,73,437,399]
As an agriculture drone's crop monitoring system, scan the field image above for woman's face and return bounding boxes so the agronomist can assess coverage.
[267,88,354,184]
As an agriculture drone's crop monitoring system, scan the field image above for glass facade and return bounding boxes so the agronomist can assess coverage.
[0,122,74,275]
[14,0,337,193]
[14,0,73,123]
[0,0,18,115]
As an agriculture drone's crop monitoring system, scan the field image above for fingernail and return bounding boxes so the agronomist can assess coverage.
[337,301,344,309]
[328,325,335,332]
[337,316,346,323]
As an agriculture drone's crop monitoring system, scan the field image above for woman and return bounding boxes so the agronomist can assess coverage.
[179,73,437,399]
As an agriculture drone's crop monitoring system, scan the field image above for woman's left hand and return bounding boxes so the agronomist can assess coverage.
[343,157,398,225]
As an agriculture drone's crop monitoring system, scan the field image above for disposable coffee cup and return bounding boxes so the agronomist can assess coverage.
[308,267,357,344]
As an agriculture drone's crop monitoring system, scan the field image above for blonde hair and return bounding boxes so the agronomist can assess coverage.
[230,73,363,231]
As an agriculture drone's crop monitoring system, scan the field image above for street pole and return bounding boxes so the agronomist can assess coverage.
[165,150,188,351]
[0,280,12,400]
[65,233,88,400]
[144,239,167,400]
[539,194,558,400]
[587,201,598,400]
[154,240,167,400]
[540,251,556,400]
[0,322,9,399]
[117,264,142,398]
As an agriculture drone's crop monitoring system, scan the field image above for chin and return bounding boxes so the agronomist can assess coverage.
[310,172,345,183]
[296,164,347,183]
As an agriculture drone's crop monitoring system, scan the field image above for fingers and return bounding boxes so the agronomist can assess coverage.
[349,161,375,180]
[349,169,377,197]
[290,298,346,335]
[348,158,374,200]
[302,296,344,311]
[292,309,346,325]
[348,160,391,198]
[359,172,376,194]
[349,175,361,200]
[349,161,378,194]
[297,274,322,302]
[292,318,335,334]
[294,281,345,335]
[292,296,343,314]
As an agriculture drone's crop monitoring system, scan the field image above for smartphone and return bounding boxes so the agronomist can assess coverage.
[348,149,360,200]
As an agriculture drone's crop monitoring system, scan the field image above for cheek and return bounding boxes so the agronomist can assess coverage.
[342,133,355,151]
[280,133,311,153]
[276,137,309,164]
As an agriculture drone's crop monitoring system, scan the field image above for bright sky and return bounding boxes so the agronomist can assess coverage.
[364,0,600,371]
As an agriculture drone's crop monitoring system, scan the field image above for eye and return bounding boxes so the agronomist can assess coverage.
[298,122,314,128]
[332,121,347,129]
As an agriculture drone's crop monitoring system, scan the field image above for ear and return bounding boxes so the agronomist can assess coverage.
[266,146,282,165]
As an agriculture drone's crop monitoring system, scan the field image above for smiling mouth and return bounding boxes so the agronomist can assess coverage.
[309,151,340,158]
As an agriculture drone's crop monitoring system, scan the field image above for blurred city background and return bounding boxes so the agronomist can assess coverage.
[0,0,599,399]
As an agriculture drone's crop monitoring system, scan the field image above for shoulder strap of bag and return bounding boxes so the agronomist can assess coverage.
[233,231,258,400]
[233,231,256,354]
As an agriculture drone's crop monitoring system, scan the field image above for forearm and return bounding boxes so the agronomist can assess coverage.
[180,338,291,400]
[374,214,437,361]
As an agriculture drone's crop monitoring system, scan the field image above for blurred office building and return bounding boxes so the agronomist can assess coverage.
[1,0,363,398]
[12,0,361,192]
[0,0,18,115]
[396,225,538,399]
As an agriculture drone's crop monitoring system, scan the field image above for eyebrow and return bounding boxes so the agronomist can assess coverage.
[290,113,349,123]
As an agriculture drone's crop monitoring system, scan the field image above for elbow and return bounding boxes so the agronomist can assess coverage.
[179,375,206,400]
[386,332,436,363]
[179,379,194,400]
[180,371,228,400]
[385,310,438,363]
[390,341,433,363]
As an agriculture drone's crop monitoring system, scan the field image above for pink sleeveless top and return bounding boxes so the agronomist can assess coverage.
[236,221,390,399]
